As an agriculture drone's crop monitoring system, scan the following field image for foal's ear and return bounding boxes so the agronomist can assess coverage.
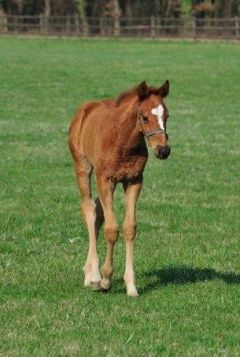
[159,80,169,98]
[138,81,150,101]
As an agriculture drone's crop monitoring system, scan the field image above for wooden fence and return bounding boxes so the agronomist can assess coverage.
[0,15,240,40]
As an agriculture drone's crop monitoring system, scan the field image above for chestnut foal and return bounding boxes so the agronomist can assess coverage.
[68,80,170,296]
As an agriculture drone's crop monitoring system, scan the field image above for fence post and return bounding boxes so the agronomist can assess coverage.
[192,17,196,39]
[44,15,49,34]
[235,17,239,38]
[100,17,104,36]
[39,14,43,34]
[74,14,80,35]
[82,17,88,36]
[114,16,120,37]
[0,15,8,33]
[150,15,156,38]
[66,15,70,34]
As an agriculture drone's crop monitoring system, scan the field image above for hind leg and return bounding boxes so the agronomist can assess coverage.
[74,156,102,289]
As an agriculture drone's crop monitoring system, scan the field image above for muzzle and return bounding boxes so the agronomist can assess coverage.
[154,145,171,160]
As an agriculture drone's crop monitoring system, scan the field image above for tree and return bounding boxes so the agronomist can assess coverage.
[105,0,121,17]
[44,0,51,18]
[237,0,240,15]
[205,0,237,17]
[75,0,88,35]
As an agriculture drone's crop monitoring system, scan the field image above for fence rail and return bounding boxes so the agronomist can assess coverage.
[0,15,240,40]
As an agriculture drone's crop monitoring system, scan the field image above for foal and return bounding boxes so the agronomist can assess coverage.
[68,80,170,296]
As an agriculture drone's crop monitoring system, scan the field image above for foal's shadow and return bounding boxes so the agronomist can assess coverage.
[139,266,240,294]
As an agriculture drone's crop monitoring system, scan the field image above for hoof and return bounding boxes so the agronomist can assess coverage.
[100,278,111,291]
[84,281,92,288]
[90,281,101,291]
[127,286,139,297]
[84,277,92,288]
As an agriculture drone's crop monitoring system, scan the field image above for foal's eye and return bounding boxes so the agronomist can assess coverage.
[142,116,149,123]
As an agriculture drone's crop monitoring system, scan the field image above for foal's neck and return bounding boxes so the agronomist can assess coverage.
[120,99,145,153]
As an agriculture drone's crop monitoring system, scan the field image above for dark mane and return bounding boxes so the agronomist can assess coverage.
[116,84,161,107]
[115,85,139,107]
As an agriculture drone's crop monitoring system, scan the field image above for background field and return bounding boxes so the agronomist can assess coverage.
[0,38,240,356]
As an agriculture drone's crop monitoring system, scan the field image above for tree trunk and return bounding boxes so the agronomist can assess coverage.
[17,0,23,15]
[44,0,51,33]
[214,0,233,17]
[113,0,121,17]
[166,0,171,17]
[75,0,89,36]
[154,0,161,15]
[238,0,240,16]
[223,0,231,17]
[0,4,7,34]
[126,0,132,20]
[159,0,170,17]
[44,0,51,18]
[112,0,121,37]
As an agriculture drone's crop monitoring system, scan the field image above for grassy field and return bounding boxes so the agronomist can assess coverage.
[0,37,240,356]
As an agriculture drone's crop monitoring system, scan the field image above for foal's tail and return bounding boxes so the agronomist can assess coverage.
[68,101,100,161]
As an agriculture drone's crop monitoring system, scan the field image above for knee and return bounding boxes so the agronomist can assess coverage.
[123,223,136,241]
[104,224,119,244]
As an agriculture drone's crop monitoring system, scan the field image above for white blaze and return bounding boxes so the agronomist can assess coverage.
[151,104,165,130]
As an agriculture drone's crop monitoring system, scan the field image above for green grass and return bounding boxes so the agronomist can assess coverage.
[0,37,240,356]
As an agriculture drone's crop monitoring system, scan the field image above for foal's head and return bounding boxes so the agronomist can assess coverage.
[137,80,170,160]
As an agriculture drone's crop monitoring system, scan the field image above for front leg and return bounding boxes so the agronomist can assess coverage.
[96,176,119,291]
[123,177,143,297]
